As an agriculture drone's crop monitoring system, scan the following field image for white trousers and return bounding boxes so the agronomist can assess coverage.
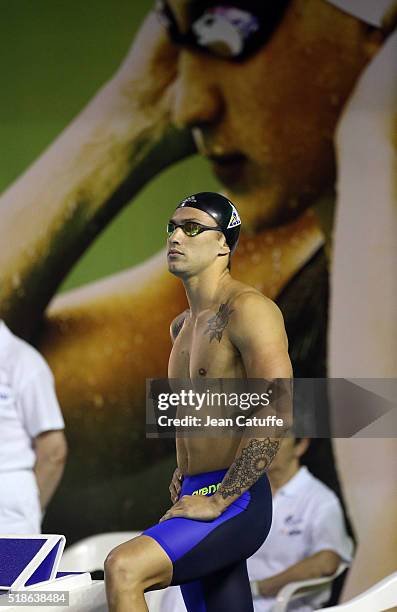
[0,470,41,534]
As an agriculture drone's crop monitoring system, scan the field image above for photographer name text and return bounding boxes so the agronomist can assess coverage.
[157,414,284,427]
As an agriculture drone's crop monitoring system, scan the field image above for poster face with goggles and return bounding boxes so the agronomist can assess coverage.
[157,0,291,59]
[1,0,396,597]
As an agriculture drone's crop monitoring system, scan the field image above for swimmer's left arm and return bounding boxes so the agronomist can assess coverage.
[159,294,293,522]
[212,293,293,512]
[228,292,292,380]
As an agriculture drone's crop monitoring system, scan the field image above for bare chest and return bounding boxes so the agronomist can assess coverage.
[168,310,243,379]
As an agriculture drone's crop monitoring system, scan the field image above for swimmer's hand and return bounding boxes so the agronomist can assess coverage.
[169,467,184,504]
[159,495,224,522]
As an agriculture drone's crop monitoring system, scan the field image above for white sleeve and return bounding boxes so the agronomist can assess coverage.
[309,498,354,563]
[17,365,65,438]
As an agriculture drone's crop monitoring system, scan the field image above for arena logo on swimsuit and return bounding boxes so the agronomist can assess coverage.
[192,482,222,496]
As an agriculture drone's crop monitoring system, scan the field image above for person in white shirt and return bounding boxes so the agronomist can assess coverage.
[0,320,67,534]
[160,436,353,612]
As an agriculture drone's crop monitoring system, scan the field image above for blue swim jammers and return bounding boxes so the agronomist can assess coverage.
[143,468,272,612]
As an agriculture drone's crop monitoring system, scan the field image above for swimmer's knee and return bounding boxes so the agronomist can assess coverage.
[105,541,143,588]
[104,536,172,591]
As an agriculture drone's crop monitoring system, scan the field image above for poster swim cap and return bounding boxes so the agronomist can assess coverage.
[177,192,241,255]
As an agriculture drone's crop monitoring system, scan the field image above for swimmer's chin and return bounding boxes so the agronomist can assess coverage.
[167,262,189,278]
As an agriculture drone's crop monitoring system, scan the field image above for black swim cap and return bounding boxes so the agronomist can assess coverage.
[176,192,241,255]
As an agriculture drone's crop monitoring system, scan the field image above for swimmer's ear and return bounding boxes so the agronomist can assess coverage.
[217,234,230,258]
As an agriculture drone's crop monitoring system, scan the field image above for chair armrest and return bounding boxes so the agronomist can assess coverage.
[320,570,397,612]
[272,562,349,612]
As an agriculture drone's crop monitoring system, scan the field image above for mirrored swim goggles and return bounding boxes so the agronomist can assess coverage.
[155,0,291,60]
[167,220,222,237]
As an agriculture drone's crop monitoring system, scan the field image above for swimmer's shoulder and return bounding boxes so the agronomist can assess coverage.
[224,281,285,329]
[170,309,190,343]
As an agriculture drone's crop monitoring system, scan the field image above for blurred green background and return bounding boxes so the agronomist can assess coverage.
[0,0,219,291]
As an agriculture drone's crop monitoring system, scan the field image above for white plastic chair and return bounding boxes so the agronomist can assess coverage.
[272,562,349,612]
[59,532,137,573]
[157,563,350,612]
[318,570,397,611]
[59,531,165,612]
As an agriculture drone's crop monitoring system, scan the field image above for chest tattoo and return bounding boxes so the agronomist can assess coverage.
[205,303,234,343]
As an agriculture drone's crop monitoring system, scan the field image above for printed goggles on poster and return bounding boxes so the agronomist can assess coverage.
[155,0,291,60]
[167,220,222,237]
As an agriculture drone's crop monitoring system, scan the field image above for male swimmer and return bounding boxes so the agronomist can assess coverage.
[104,192,293,611]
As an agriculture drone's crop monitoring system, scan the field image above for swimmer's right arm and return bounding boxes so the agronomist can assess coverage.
[0,11,193,339]
[170,310,189,503]
[169,467,183,504]
[170,310,189,343]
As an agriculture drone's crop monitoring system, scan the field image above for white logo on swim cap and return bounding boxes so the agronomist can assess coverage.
[227,203,241,228]
[180,195,197,206]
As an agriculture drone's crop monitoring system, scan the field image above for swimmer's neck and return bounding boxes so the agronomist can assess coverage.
[182,267,233,316]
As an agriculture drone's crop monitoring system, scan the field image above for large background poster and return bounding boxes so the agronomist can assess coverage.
[1,0,220,536]
[1,0,396,599]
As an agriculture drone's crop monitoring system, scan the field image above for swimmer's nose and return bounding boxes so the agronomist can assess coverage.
[169,227,184,243]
